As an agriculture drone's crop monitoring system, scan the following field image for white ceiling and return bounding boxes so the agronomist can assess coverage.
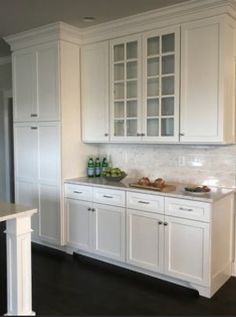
[0,0,190,56]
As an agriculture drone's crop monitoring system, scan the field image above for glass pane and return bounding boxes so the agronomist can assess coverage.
[147,78,159,97]
[114,82,124,100]
[147,99,159,117]
[162,97,174,116]
[162,55,175,74]
[127,100,137,118]
[162,76,174,95]
[127,41,137,59]
[147,37,159,56]
[127,61,137,79]
[114,120,124,136]
[127,119,137,136]
[162,33,175,53]
[114,44,124,62]
[147,119,159,136]
[161,118,174,136]
[127,81,137,99]
[114,102,124,118]
[114,63,124,81]
[147,58,159,77]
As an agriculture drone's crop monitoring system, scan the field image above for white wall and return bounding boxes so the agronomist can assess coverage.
[0,60,12,201]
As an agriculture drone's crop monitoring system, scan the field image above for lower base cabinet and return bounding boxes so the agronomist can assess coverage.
[65,183,234,298]
[66,198,125,262]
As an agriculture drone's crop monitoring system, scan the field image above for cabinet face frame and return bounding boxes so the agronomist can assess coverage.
[110,34,143,142]
[142,26,180,143]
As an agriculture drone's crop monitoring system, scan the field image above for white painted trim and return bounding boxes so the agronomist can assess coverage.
[0,56,11,65]
[4,0,236,50]
[4,22,82,50]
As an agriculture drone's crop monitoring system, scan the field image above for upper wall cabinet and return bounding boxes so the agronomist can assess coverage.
[81,41,109,143]
[13,42,60,122]
[109,27,180,143]
[180,16,236,144]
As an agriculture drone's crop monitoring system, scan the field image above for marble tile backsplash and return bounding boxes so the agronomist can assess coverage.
[98,144,236,189]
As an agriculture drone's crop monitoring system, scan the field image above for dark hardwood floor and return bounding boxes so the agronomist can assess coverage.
[0,222,236,316]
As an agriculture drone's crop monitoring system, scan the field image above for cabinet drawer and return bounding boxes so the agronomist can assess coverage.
[165,197,211,222]
[64,184,92,201]
[93,187,125,207]
[127,191,164,213]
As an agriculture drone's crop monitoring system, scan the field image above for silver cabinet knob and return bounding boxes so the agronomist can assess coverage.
[137,133,141,136]
[164,222,168,226]
[104,133,109,137]
[158,221,163,225]
[91,208,96,212]
[88,208,92,211]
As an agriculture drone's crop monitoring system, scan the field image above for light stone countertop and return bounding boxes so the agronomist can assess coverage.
[0,202,37,222]
[65,177,234,203]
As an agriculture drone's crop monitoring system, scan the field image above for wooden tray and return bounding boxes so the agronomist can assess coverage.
[129,183,176,192]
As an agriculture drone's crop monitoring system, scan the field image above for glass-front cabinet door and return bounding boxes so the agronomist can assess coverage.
[110,35,142,141]
[143,27,180,142]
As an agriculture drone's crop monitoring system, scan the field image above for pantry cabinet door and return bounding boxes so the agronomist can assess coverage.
[164,216,209,286]
[110,35,142,142]
[81,41,109,143]
[127,209,164,272]
[142,26,180,143]
[66,199,92,251]
[92,203,125,261]
[37,43,60,121]
[14,123,38,181]
[13,50,37,122]
[180,17,226,143]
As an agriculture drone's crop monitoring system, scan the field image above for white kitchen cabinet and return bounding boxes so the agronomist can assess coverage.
[14,122,61,245]
[81,41,109,143]
[142,26,180,142]
[127,208,164,272]
[164,215,209,285]
[180,16,236,144]
[13,43,59,122]
[92,203,125,261]
[65,194,126,262]
[8,25,89,247]
[65,199,92,251]
[13,50,37,122]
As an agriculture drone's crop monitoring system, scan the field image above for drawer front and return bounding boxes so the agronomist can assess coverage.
[165,197,211,222]
[64,184,92,201]
[93,187,125,207]
[127,191,164,213]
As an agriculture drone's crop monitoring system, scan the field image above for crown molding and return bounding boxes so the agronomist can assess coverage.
[0,56,11,65]
[3,0,236,50]
[80,0,236,44]
[4,22,82,51]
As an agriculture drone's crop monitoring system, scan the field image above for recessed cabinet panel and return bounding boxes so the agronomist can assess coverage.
[82,41,109,142]
[127,209,164,272]
[13,51,37,122]
[92,203,125,261]
[37,45,59,121]
[66,199,91,250]
[164,216,209,285]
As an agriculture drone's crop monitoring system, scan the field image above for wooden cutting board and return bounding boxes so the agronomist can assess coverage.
[129,183,176,192]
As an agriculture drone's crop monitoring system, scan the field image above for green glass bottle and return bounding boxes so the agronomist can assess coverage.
[101,157,108,175]
[87,158,94,177]
[95,157,101,177]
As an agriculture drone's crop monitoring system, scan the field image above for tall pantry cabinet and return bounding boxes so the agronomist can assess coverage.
[6,23,94,246]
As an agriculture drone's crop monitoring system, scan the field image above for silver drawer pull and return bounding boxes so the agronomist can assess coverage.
[103,195,113,199]
[30,127,38,130]
[30,114,38,117]
[179,207,193,212]
[138,201,150,205]
[74,191,82,194]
